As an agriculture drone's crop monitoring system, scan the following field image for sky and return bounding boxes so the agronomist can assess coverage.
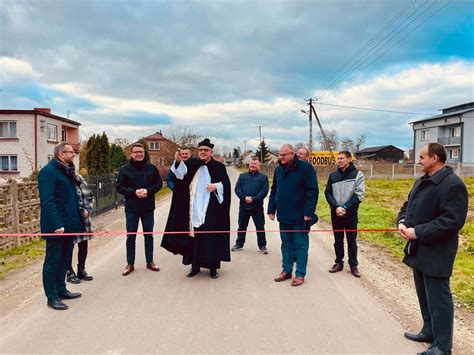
[1,0,473,154]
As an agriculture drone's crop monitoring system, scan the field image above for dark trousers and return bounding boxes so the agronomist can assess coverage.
[125,210,155,265]
[331,213,358,268]
[236,207,267,248]
[42,236,74,302]
[280,222,309,277]
[413,268,453,351]
[69,240,88,270]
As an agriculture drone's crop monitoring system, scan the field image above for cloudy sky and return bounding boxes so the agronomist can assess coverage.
[1,0,473,153]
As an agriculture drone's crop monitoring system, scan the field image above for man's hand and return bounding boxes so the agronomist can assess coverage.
[135,188,147,198]
[336,207,346,217]
[55,227,65,233]
[403,227,416,240]
[304,216,312,221]
[207,184,217,192]
[82,211,89,218]
[175,151,182,162]
[398,223,407,239]
[268,214,275,221]
[245,196,253,204]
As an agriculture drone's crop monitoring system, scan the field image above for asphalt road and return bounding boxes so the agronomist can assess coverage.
[0,167,425,354]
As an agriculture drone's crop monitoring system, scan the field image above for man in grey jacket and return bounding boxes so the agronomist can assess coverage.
[325,151,365,277]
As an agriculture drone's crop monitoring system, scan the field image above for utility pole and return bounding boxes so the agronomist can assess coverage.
[308,99,313,152]
[309,99,337,164]
[258,125,263,163]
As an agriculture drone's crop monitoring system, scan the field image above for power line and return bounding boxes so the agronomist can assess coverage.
[316,102,434,116]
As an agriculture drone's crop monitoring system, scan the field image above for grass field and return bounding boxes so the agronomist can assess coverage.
[317,177,474,310]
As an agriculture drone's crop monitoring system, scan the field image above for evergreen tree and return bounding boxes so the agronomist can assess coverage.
[86,132,112,175]
[255,140,271,164]
[110,143,127,171]
[86,134,99,175]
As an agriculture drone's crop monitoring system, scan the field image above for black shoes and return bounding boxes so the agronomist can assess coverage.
[77,265,93,281]
[210,269,219,279]
[404,332,434,343]
[350,267,361,278]
[59,290,82,300]
[186,268,201,277]
[417,345,451,355]
[231,244,243,252]
[329,263,343,273]
[66,269,81,284]
[259,246,268,254]
[47,299,68,310]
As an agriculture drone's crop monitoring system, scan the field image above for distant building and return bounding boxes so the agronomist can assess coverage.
[0,108,81,178]
[355,145,404,162]
[410,102,474,163]
[127,131,178,167]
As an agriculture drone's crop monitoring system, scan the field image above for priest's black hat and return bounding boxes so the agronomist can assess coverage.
[198,138,214,149]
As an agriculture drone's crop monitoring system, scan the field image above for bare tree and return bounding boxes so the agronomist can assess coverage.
[113,137,131,149]
[340,137,355,152]
[165,125,201,148]
[354,134,366,152]
[316,130,338,151]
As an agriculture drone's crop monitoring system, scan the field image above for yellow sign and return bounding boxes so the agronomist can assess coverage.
[308,151,356,166]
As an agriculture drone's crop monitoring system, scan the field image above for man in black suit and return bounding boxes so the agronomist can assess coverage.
[397,143,468,355]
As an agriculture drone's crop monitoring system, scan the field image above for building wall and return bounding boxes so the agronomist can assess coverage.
[463,116,474,163]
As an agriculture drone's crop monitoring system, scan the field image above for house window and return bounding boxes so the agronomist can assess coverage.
[449,126,461,137]
[47,124,58,141]
[47,155,55,162]
[0,121,17,138]
[421,130,430,141]
[61,127,67,142]
[449,149,459,159]
[1,155,18,171]
[149,141,160,150]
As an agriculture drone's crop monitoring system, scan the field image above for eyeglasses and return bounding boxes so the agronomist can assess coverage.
[198,148,212,152]
[62,150,75,154]
[132,151,145,154]
[279,152,293,157]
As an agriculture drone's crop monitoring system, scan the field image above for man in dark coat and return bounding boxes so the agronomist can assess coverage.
[232,158,269,253]
[116,143,163,276]
[325,151,365,277]
[38,142,83,310]
[165,147,191,190]
[268,144,318,287]
[161,138,231,279]
[397,143,468,355]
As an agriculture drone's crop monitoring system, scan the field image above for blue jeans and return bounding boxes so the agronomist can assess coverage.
[125,210,155,265]
[279,222,309,277]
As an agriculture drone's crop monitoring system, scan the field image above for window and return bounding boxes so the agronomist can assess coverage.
[47,123,57,141]
[421,130,430,141]
[1,155,18,171]
[149,141,160,150]
[61,127,67,142]
[0,121,17,138]
[449,126,461,137]
[449,149,459,159]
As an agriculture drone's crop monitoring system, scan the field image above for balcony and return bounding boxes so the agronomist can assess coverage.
[438,136,461,146]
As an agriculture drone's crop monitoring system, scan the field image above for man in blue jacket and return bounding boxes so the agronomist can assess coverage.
[268,144,318,287]
[117,143,163,276]
[232,158,269,254]
[398,143,468,355]
[325,151,365,277]
[38,142,83,310]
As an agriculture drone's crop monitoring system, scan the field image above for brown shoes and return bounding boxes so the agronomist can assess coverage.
[122,264,134,276]
[291,276,305,287]
[329,263,343,273]
[146,262,160,272]
[351,267,361,278]
[274,271,292,282]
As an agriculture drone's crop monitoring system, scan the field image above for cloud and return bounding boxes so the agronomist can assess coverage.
[0,57,41,81]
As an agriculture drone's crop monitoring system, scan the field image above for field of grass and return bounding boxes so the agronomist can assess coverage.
[317,177,474,310]
[0,239,46,279]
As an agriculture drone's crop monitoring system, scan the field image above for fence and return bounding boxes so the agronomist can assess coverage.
[0,173,124,251]
[259,162,474,182]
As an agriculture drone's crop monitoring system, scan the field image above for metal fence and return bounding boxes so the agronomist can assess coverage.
[85,173,124,216]
[259,162,474,181]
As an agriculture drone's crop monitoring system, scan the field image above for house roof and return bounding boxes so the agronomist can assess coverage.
[143,131,169,141]
[0,108,81,126]
[357,145,404,154]
[410,107,474,124]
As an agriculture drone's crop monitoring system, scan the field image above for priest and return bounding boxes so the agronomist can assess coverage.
[161,138,231,279]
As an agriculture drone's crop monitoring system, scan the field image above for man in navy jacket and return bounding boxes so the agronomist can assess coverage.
[398,143,468,355]
[232,158,269,253]
[38,142,83,310]
[268,144,318,287]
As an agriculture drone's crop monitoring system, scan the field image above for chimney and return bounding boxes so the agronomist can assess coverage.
[34,108,51,114]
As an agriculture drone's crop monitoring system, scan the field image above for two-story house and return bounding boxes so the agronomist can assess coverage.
[411,102,474,164]
[126,131,178,167]
[0,108,81,178]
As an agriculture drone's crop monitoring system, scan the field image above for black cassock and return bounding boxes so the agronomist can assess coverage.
[161,157,231,269]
